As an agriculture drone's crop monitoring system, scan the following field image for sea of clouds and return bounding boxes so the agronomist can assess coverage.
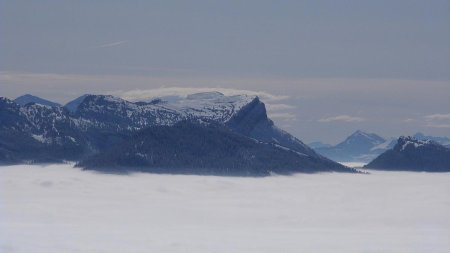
[1,164,449,253]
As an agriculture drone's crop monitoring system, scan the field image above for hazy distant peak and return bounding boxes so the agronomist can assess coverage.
[343,130,385,145]
[14,94,61,107]
[412,132,450,146]
[313,130,388,163]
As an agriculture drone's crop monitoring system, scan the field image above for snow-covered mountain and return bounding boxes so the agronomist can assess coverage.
[0,97,88,163]
[365,136,450,171]
[64,93,316,156]
[313,130,393,162]
[69,92,255,130]
[14,94,61,107]
[0,92,350,174]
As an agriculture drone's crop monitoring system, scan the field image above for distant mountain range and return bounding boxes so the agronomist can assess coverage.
[311,130,396,163]
[311,131,450,163]
[413,132,450,149]
[365,136,450,172]
[0,92,354,175]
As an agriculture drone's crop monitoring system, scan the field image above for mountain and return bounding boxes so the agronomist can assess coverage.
[313,130,391,162]
[413,132,450,148]
[14,94,61,107]
[0,97,89,164]
[71,93,254,130]
[78,121,354,176]
[365,136,450,172]
[66,93,317,157]
[0,92,350,175]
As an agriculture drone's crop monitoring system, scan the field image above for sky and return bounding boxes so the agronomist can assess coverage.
[1,0,449,144]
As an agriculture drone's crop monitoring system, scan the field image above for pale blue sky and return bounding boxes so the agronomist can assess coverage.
[1,0,449,143]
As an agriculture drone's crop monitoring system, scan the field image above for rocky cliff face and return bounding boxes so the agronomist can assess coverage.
[226,97,317,157]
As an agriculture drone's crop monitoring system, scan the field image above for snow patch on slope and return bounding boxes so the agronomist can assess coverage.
[399,137,432,151]
[31,134,48,143]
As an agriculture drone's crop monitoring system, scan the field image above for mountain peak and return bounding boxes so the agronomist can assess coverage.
[398,135,416,142]
[396,136,434,151]
[75,95,131,111]
[14,94,61,107]
[350,130,368,138]
[351,130,379,138]
[313,130,387,162]
[342,130,385,145]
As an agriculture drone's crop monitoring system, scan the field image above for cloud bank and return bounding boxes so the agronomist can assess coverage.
[425,114,450,121]
[113,87,289,102]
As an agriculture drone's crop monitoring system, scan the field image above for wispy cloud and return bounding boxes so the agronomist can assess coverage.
[265,103,297,121]
[425,114,450,121]
[270,112,298,121]
[113,87,289,103]
[96,40,129,48]
[424,113,450,128]
[403,118,416,123]
[265,103,296,111]
[319,115,366,123]
[425,123,450,128]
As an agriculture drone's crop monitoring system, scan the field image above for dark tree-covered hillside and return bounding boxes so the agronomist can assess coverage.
[78,121,354,176]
